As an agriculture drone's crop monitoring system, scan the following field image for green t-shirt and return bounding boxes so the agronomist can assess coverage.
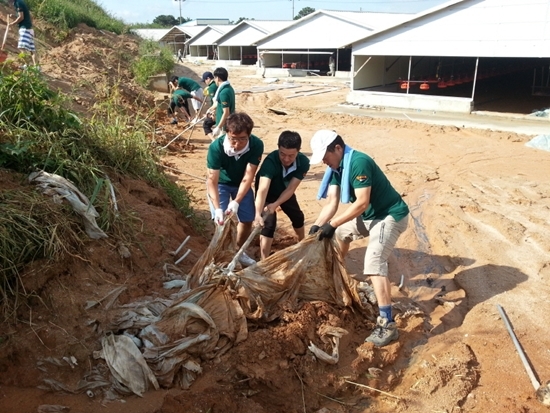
[330,150,409,221]
[215,85,235,127]
[207,82,218,105]
[14,0,32,29]
[177,77,200,92]
[172,89,192,106]
[207,134,264,187]
[257,150,310,198]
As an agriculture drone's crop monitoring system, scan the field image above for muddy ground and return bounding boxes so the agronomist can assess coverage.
[1,12,550,413]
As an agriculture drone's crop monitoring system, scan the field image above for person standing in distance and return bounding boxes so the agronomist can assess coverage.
[308,130,409,347]
[328,53,335,77]
[8,0,38,66]
[254,131,310,260]
[201,71,218,141]
[210,67,235,139]
[206,112,263,267]
[258,51,266,78]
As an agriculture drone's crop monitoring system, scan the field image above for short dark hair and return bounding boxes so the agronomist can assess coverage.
[278,131,301,150]
[213,67,228,82]
[226,112,254,135]
[326,135,345,153]
[170,76,178,84]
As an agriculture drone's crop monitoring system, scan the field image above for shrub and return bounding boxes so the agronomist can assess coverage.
[131,40,175,87]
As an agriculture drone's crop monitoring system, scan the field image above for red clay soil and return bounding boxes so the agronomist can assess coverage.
[1,11,550,413]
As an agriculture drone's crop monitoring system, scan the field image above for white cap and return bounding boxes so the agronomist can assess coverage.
[309,130,338,164]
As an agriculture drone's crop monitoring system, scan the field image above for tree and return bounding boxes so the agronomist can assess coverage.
[152,15,180,27]
[294,7,315,20]
[232,17,254,24]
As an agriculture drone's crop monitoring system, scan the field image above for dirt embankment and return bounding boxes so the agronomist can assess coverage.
[1,12,550,413]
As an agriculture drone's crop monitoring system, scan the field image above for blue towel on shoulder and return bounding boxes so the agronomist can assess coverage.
[317,145,354,204]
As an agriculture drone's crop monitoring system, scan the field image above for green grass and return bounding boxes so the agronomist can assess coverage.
[132,40,175,87]
[27,0,127,34]
[0,64,197,312]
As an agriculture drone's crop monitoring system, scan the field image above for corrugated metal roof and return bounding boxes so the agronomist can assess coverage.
[179,26,207,38]
[188,25,235,46]
[158,26,205,43]
[257,9,412,49]
[132,29,170,42]
[353,0,550,58]
[216,20,292,46]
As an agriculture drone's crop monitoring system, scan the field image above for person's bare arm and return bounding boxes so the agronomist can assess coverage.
[9,11,23,26]
[265,177,302,214]
[254,176,271,226]
[217,107,230,129]
[235,162,258,204]
[313,185,340,226]
[206,168,221,209]
[330,186,371,227]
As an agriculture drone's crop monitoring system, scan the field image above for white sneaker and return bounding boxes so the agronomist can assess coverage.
[238,252,256,267]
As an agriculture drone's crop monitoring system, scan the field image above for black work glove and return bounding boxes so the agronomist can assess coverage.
[318,223,336,240]
[309,225,320,235]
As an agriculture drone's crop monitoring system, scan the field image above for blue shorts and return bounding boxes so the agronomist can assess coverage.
[209,183,255,223]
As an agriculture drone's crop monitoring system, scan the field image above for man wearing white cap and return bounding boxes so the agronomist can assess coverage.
[308,130,409,347]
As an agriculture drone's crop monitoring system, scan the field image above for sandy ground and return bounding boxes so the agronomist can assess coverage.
[1,15,550,413]
[158,62,550,412]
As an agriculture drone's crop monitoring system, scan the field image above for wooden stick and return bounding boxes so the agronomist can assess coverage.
[293,367,307,413]
[161,123,195,149]
[226,224,261,272]
[185,115,206,146]
[497,304,541,390]
[286,87,339,99]
[354,57,372,77]
[344,379,401,400]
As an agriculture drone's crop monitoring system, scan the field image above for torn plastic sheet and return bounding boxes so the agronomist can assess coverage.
[95,333,159,397]
[28,170,108,239]
[308,325,349,365]
[81,219,371,397]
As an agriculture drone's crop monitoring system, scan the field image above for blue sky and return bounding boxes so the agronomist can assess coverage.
[96,0,449,24]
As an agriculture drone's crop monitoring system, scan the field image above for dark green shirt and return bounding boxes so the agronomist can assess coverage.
[14,0,32,29]
[206,82,218,105]
[257,150,310,198]
[172,89,191,106]
[215,84,235,127]
[207,134,264,187]
[330,150,409,221]
[177,77,200,92]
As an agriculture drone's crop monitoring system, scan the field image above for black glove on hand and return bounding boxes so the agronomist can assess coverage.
[318,223,336,240]
[309,225,320,235]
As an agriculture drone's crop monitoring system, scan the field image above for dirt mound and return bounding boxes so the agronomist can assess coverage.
[1,9,550,413]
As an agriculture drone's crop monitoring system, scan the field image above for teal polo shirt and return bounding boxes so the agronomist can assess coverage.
[257,150,310,198]
[172,89,192,105]
[206,82,218,105]
[207,134,264,187]
[177,77,200,92]
[215,85,235,127]
[330,150,409,221]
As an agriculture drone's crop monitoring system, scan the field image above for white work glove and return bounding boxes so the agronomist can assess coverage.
[225,200,239,216]
[214,208,224,225]
[212,126,222,139]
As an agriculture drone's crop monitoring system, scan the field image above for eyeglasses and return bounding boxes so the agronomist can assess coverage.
[227,137,249,143]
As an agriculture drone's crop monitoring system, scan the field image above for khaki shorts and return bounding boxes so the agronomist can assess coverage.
[336,214,409,278]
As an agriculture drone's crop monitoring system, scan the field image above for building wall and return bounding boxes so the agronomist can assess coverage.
[347,90,473,113]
